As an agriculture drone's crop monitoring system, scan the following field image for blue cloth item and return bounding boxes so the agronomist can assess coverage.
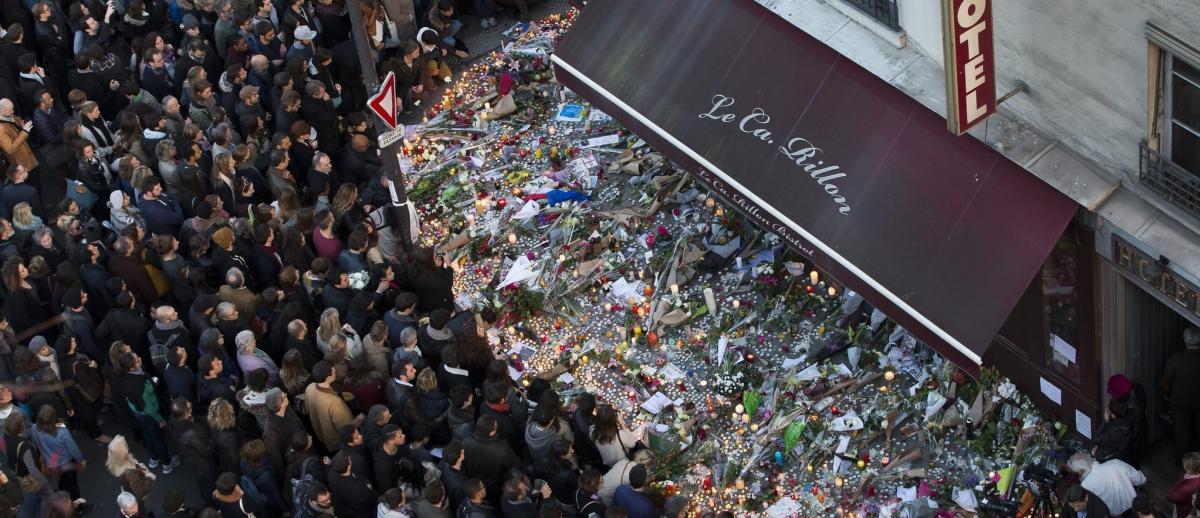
[546,188,589,206]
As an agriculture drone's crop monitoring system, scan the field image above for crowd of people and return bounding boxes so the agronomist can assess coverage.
[0,0,710,515]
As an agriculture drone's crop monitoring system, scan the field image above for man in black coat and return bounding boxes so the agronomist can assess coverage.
[462,414,520,499]
[14,52,52,118]
[96,291,153,372]
[320,267,353,316]
[337,134,382,187]
[299,80,338,154]
[139,49,174,102]
[327,451,377,517]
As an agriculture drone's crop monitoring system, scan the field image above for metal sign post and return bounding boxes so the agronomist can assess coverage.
[348,2,414,252]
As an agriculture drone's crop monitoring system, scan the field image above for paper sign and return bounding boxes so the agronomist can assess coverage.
[1039,377,1062,405]
[1050,334,1076,363]
[582,134,620,148]
[557,372,576,385]
[1075,409,1092,439]
[640,392,674,414]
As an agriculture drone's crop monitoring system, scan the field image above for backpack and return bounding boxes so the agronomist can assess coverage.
[290,456,320,512]
[146,329,179,374]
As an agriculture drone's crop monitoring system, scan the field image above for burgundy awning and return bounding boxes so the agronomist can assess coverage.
[552,0,1078,374]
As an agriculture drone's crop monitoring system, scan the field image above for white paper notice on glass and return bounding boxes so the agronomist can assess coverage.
[1075,409,1093,439]
[1050,334,1077,364]
[1040,377,1062,405]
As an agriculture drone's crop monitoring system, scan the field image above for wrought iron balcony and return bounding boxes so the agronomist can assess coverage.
[1140,143,1200,221]
[841,0,901,32]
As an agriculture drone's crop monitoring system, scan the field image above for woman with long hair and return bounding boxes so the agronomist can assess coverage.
[279,348,310,399]
[360,320,390,379]
[112,111,146,167]
[2,257,49,335]
[11,202,43,244]
[278,227,314,271]
[330,183,362,241]
[402,247,453,314]
[105,435,155,481]
[341,353,384,412]
[315,308,361,358]
[207,398,241,476]
[589,405,648,469]
[31,405,86,499]
[211,152,243,217]
[55,334,107,442]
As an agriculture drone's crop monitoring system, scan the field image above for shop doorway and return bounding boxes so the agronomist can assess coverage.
[1108,271,1195,481]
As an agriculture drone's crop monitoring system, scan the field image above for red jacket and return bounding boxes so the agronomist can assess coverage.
[1168,474,1200,517]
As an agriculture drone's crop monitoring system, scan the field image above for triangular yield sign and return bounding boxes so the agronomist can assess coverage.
[368,71,399,129]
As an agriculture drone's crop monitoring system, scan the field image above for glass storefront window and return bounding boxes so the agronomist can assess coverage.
[1042,237,1082,384]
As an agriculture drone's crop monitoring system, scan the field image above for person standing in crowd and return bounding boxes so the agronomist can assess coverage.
[1163,328,1200,459]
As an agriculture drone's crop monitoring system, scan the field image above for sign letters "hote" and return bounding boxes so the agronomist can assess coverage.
[942,0,996,135]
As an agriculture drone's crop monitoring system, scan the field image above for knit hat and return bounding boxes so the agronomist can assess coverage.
[27,336,47,353]
[162,489,185,513]
[194,200,214,219]
[180,14,199,31]
[211,227,234,249]
[1107,374,1133,400]
[62,288,83,310]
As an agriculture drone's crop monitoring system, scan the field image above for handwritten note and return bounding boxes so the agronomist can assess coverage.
[1039,377,1062,405]
[1075,409,1092,439]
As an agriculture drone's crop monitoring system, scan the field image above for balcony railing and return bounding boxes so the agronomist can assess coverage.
[841,0,901,32]
[1140,143,1200,221]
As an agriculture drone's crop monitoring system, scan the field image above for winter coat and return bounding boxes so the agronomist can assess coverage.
[304,383,353,451]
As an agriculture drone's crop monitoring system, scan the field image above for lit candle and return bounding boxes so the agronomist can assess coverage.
[750,423,759,432]
[809,270,819,285]
[734,404,744,414]
[835,477,844,488]
[732,299,740,309]
[670,284,679,296]
[735,478,745,490]
[884,370,896,382]
[741,414,750,424]
[507,233,518,244]
[557,254,566,263]
[828,286,837,297]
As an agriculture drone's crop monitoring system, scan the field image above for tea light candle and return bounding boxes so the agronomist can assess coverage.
[827,286,837,297]
[884,370,896,381]
[507,233,517,244]
[810,270,819,285]
[741,413,750,424]
[734,404,744,414]
[750,423,759,432]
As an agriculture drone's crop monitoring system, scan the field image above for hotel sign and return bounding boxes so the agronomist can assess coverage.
[1114,236,1200,319]
[942,0,997,135]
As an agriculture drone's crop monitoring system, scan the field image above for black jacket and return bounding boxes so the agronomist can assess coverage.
[328,472,378,517]
[462,429,520,490]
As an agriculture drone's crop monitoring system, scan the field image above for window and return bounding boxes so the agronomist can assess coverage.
[1042,236,1082,385]
[1143,24,1200,220]
[1168,57,1200,174]
[841,0,900,32]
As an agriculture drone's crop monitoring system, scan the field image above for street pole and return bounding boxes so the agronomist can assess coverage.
[347,1,413,253]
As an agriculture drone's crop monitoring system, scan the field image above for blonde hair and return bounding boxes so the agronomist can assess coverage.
[416,367,438,393]
[1185,452,1200,475]
[207,398,236,431]
[11,203,34,228]
[105,435,154,479]
[317,308,340,344]
[211,153,234,189]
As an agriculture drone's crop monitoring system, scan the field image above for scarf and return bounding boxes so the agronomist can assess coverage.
[81,116,114,148]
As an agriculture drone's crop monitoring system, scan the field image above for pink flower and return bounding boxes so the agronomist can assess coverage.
[645,235,656,248]
[656,225,669,238]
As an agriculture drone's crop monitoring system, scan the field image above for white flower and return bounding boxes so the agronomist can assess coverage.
[348,270,371,290]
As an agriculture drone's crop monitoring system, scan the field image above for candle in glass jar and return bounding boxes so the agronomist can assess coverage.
[810,270,820,285]
[507,233,518,244]
[704,287,717,315]
[670,284,679,296]
[828,286,837,297]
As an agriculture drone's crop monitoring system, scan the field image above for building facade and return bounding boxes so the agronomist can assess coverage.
[757,0,1200,442]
